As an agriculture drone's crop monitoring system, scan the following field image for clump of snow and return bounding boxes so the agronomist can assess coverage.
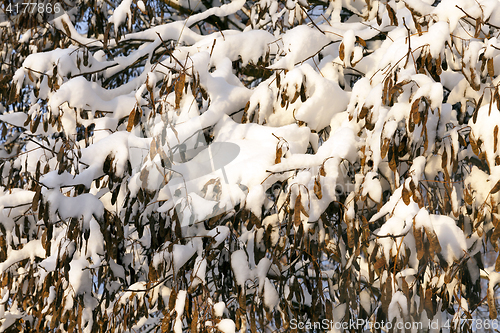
[217,319,236,333]
[173,290,187,333]
[263,278,279,310]
[0,239,45,274]
[69,256,92,295]
[213,302,227,317]
[362,172,382,203]
[270,25,331,70]
[108,0,133,35]
[231,250,251,286]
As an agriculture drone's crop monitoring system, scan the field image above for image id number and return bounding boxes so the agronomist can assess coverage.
[5,2,62,15]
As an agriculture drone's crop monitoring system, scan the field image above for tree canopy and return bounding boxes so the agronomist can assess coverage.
[1,0,500,332]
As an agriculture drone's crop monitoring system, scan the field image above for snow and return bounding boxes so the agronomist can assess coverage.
[44,190,104,225]
[469,104,500,168]
[488,271,500,292]
[359,289,371,313]
[217,319,236,333]
[172,242,197,274]
[0,239,45,274]
[4,0,500,331]
[137,0,146,12]
[231,250,250,286]
[362,171,382,203]
[414,209,468,263]
[428,214,467,264]
[256,258,272,292]
[87,218,104,258]
[192,256,207,284]
[108,0,133,35]
[173,290,187,333]
[191,30,276,67]
[288,65,349,131]
[426,21,451,58]
[270,25,331,70]
[49,77,136,118]
[246,185,266,217]
[370,185,418,223]
[206,226,230,248]
[213,302,227,317]
[0,112,27,128]
[263,278,279,310]
[0,189,34,209]
[388,291,408,322]
[69,256,92,295]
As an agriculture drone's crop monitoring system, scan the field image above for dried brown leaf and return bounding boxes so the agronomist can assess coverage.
[319,165,326,176]
[374,256,385,270]
[411,97,420,119]
[325,299,333,321]
[27,70,34,83]
[470,68,481,91]
[294,193,303,227]
[458,134,466,148]
[383,76,393,105]
[402,185,411,205]
[300,83,307,102]
[140,168,149,190]
[423,123,429,152]
[359,106,369,119]
[382,275,392,314]
[491,179,500,194]
[175,73,185,109]
[470,133,480,156]
[61,19,71,37]
[488,286,498,319]
[356,36,366,47]
[488,58,495,78]
[386,4,397,25]
[242,101,250,123]
[126,109,136,132]
[290,88,300,104]
[491,225,500,244]
[32,186,41,212]
[493,214,500,228]
[414,226,425,260]
[436,54,442,76]
[495,126,499,154]
[424,227,442,255]
[169,289,177,311]
[314,177,322,199]
[347,224,355,248]
[474,17,482,38]
[444,269,453,284]
[150,138,157,160]
[424,288,434,315]
[31,115,40,133]
[388,145,397,172]
[103,154,114,174]
[381,138,390,159]
[495,88,500,111]
[474,94,483,123]
[441,149,447,169]
[57,145,64,163]
[275,146,282,164]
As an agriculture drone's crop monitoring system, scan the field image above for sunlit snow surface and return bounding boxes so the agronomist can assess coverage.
[3,0,500,331]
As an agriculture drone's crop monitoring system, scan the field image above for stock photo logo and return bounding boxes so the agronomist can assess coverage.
[130,115,248,228]
[167,139,246,227]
